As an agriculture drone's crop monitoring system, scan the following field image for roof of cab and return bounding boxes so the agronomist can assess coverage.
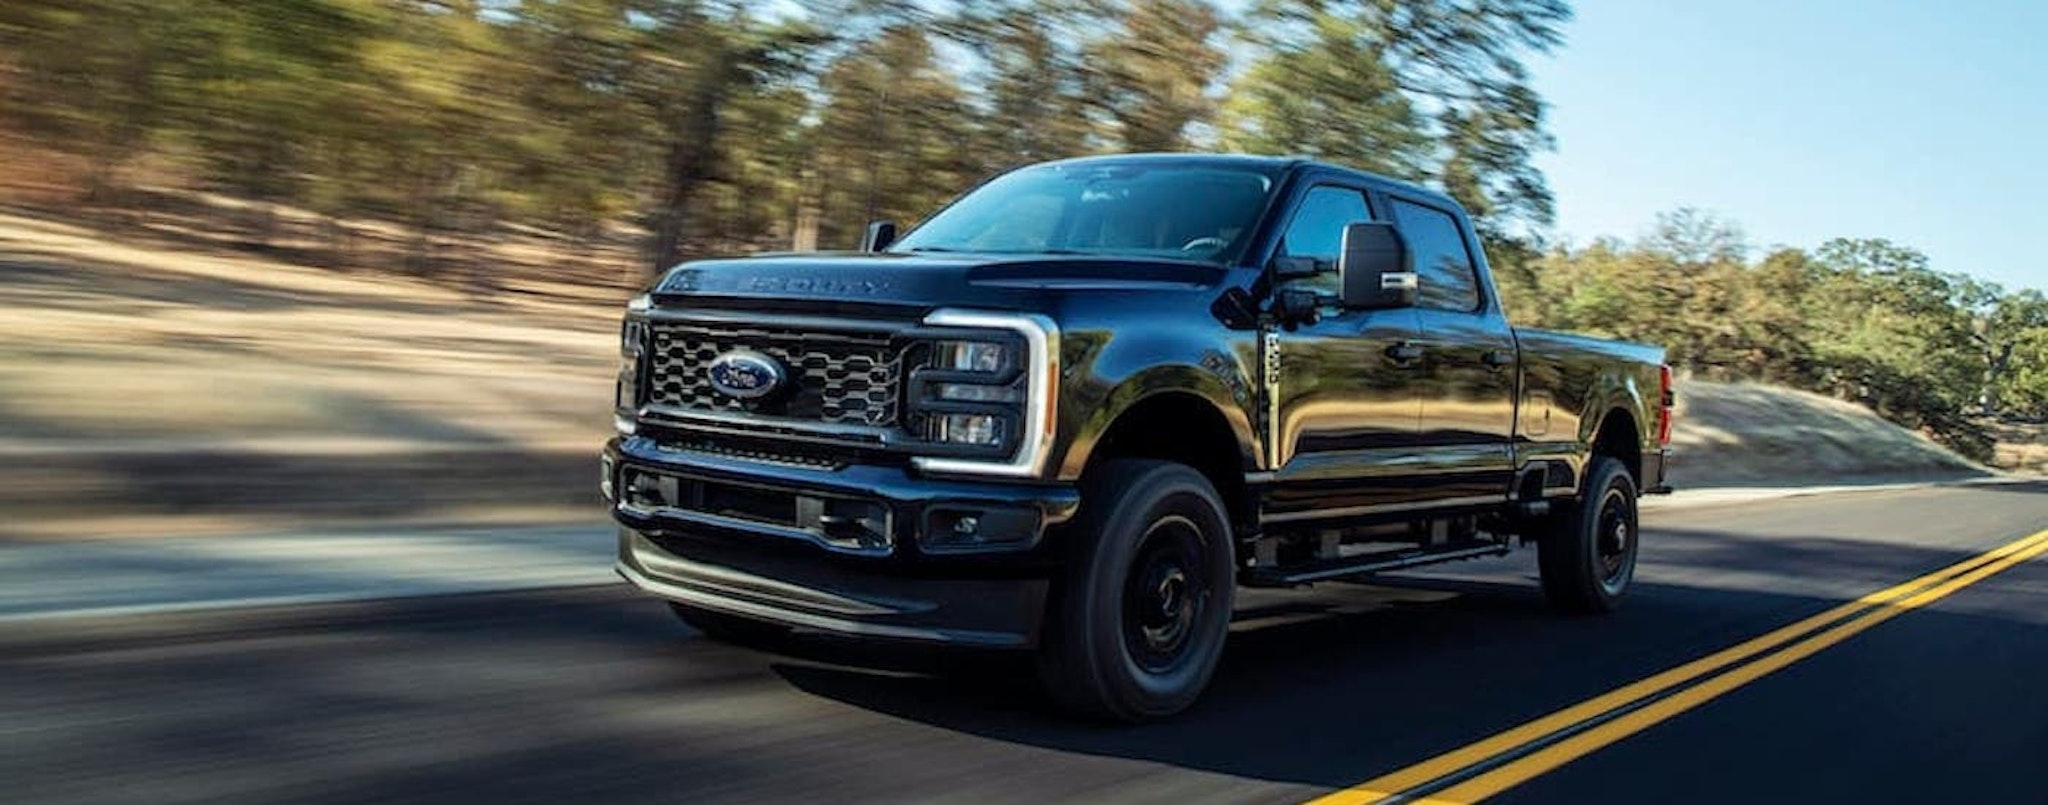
[1035,152,1464,213]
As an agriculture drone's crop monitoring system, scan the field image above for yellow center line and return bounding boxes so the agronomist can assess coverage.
[1306,527,2048,805]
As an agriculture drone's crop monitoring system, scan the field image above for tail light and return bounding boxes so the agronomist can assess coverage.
[1656,364,1675,446]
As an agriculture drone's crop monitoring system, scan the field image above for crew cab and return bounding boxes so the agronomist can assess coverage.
[602,154,1673,721]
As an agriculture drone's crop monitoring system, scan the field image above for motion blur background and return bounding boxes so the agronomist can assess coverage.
[0,0,2044,539]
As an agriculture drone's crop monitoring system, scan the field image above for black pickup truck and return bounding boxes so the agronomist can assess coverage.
[603,154,1672,721]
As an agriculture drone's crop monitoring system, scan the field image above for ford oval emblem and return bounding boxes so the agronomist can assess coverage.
[706,350,786,400]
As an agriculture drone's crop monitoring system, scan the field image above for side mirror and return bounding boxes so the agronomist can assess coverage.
[861,220,898,253]
[1271,255,1322,280]
[1338,221,1418,309]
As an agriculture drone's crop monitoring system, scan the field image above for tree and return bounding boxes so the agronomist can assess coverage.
[1082,0,1228,151]
[1224,0,1570,235]
[812,24,977,248]
[503,0,651,237]
[637,3,823,273]
[1221,4,1430,177]
[0,0,211,199]
[1975,289,2048,417]
[950,2,1097,164]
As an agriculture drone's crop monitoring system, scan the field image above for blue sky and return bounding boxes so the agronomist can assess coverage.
[1530,0,2048,292]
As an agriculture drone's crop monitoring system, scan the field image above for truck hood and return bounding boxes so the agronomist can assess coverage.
[650,252,1232,313]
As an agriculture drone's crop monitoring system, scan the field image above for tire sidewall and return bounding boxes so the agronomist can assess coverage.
[1578,460,1639,609]
[1066,462,1236,719]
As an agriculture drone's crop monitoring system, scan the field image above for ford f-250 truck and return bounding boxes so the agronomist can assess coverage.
[603,154,1673,721]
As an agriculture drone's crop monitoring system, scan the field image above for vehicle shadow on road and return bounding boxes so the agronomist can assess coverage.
[767,527,2048,791]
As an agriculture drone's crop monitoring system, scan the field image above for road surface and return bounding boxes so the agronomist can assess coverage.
[4,481,2045,804]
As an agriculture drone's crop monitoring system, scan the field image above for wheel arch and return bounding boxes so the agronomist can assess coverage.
[1588,407,1644,487]
[1060,384,1259,537]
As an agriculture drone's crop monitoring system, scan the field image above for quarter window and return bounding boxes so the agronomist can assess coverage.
[1391,199,1482,311]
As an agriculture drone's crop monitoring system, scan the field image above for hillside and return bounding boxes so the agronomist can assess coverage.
[1670,381,1986,488]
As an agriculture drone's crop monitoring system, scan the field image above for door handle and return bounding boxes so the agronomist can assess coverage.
[1481,349,1514,369]
[1385,342,1425,364]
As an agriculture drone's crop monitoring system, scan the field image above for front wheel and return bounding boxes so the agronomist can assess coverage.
[1536,456,1640,614]
[1036,459,1236,722]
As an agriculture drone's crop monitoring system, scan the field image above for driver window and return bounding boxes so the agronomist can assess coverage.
[1278,186,1372,291]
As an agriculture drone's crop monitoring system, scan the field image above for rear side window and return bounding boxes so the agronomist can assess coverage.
[1391,198,1481,312]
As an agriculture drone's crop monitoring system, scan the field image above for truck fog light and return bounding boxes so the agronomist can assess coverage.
[922,506,1040,551]
[933,383,1022,403]
[929,413,1002,446]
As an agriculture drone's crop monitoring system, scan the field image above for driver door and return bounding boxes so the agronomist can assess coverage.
[1265,184,1426,522]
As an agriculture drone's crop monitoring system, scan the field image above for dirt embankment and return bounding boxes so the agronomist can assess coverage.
[1668,381,1987,488]
[0,210,621,538]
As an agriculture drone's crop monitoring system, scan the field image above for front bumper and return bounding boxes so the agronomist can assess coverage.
[603,436,1078,647]
[617,529,1048,647]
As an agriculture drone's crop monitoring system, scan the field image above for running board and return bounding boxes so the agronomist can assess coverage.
[1242,544,1511,587]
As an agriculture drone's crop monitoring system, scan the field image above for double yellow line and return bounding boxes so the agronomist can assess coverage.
[1308,526,2048,805]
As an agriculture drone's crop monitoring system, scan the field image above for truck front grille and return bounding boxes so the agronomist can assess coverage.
[645,322,900,426]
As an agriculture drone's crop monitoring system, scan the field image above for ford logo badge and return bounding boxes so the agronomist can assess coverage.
[706,350,786,400]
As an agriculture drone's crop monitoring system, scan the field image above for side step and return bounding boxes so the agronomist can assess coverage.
[1242,544,1511,587]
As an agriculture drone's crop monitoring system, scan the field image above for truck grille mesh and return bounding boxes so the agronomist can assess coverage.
[645,323,899,426]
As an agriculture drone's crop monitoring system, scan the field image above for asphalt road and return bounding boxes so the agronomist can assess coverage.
[5,481,2045,805]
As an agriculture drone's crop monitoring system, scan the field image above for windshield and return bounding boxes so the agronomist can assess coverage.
[890,162,1278,263]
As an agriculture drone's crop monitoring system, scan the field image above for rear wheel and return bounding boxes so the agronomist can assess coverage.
[1536,456,1639,614]
[1036,459,1236,722]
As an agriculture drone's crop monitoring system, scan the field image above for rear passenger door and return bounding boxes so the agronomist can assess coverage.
[1387,195,1519,504]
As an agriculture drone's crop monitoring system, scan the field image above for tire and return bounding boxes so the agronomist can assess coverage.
[1036,459,1237,722]
[1537,456,1640,615]
[668,602,792,648]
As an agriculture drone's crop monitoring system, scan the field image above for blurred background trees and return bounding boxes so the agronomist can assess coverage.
[1,0,2043,454]
[0,0,1567,265]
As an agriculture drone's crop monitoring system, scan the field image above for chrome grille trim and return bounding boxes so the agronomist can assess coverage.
[646,322,901,426]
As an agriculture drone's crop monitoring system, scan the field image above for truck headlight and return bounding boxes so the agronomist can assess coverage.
[932,340,1012,374]
[927,413,1004,446]
[908,334,1025,451]
[931,382,1023,404]
[909,311,1059,478]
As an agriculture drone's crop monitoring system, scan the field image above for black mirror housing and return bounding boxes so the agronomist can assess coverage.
[1338,221,1417,309]
[861,220,898,253]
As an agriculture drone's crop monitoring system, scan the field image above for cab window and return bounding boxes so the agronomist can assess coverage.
[1389,198,1482,312]
[1276,185,1373,291]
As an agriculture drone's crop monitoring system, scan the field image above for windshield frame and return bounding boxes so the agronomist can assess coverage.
[888,159,1290,267]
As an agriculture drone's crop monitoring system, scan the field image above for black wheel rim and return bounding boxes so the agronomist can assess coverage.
[1122,514,1208,675]
[1594,486,1636,594]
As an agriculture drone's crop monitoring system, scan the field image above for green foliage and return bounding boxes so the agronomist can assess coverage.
[1083,0,1228,152]
[1502,222,2048,462]
[0,0,1558,270]
[813,24,977,249]
[1225,0,1570,235]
